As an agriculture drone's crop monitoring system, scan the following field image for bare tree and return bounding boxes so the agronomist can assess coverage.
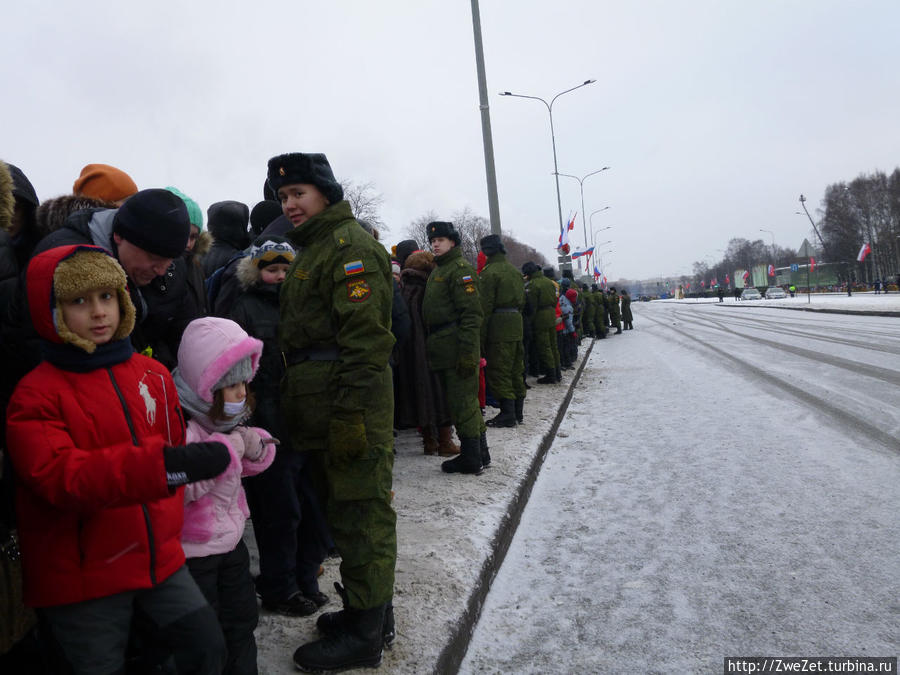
[341,179,385,231]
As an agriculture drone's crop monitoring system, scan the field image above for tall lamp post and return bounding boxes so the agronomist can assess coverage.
[759,228,775,263]
[555,168,610,247]
[499,79,596,247]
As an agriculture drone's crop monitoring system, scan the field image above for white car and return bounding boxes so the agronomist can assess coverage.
[765,287,787,299]
[741,287,762,300]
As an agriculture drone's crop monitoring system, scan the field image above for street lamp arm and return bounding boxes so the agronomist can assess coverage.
[498,91,550,113]
[550,79,596,108]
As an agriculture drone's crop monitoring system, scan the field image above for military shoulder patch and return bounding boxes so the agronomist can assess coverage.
[461,274,473,283]
[344,260,365,276]
[347,278,371,302]
[464,284,476,295]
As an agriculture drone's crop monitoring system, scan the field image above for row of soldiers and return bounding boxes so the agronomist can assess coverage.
[417,223,634,476]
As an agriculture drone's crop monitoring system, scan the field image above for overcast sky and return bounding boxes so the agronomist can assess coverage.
[3,1,899,279]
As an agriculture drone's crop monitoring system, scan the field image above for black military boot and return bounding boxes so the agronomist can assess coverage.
[441,437,483,475]
[514,398,524,424]
[294,601,386,672]
[486,399,516,428]
[536,369,556,384]
[317,584,395,648]
[555,366,562,382]
[479,432,491,468]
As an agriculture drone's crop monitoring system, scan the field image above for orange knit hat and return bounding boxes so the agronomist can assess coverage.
[73,163,138,203]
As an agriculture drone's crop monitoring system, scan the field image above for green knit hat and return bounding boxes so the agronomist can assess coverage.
[166,186,203,231]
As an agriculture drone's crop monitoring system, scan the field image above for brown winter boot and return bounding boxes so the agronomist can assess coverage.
[437,426,460,456]
[422,427,439,455]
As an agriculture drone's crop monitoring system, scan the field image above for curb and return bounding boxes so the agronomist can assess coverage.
[432,339,597,674]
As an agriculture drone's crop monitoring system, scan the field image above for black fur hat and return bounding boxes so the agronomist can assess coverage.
[266,153,343,205]
[480,234,504,256]
[426,221,460,245]
[521,261,541,276]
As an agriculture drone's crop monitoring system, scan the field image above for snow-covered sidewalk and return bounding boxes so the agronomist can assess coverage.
[250,343,597,673]
[661,292,900,315]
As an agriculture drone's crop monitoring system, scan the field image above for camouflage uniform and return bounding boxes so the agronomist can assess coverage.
[279,199,396,610]
[525,268,558,379]
[607,288,622,333]
[422,246,484,440]
[479,251,525,401]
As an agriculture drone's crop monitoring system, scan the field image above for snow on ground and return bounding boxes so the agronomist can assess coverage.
[664,291,900,314]
[461,303,900,674]
[250,299,899,673]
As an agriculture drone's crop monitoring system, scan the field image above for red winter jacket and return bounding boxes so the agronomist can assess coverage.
[5,245,187,607]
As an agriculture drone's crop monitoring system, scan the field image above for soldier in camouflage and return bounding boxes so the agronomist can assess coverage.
[523,262,560,383]
[270,153,395,672]
[608,286,622,334]
[422,221,488,474]
[478,234,526,427]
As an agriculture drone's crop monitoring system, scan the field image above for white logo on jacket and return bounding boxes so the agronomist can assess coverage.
[138,376,157,427]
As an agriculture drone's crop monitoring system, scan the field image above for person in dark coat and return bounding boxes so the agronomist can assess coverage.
[229,236,331,619]
[167,187,209,317]
[395,249,458,456]
[249,200,283,238]
[203,201,251,278]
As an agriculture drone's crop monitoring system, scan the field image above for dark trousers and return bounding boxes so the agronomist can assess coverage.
[39,566,225,675]
[186,541,258,675]
[244,450,329,604]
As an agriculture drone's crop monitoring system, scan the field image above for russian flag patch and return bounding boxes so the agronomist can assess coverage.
[344,260,365,276]
[461,275,473,283]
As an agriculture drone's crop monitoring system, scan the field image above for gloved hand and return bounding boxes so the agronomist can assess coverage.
[456,353,479,378]
[329,413,366,461]
[233,426,266,461]
[164,442,230,488]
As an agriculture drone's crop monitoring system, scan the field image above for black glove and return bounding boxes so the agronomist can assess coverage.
[164,442,230,488]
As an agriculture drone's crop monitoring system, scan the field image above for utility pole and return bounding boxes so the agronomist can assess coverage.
[470,0,501,234]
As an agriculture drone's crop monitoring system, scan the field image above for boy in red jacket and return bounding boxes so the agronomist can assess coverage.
[6,244,230,674]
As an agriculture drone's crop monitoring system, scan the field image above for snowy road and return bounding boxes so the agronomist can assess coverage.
[461,301,900,674]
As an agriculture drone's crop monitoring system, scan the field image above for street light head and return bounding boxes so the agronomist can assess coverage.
[799,194,806,203]
[584,79,596,85]
[500,92,511,96]
[602,166,610,171]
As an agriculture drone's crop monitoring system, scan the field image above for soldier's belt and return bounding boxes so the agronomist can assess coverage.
[427,320,458,333]
[492,307,520,314]
[282,345,341,367]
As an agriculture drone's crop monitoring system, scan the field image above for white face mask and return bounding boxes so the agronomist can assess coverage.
[224,400,246,417]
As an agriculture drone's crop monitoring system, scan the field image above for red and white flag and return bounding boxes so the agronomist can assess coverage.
[767,264,775,277]
[809,257,816,271]
[857,243,871,262]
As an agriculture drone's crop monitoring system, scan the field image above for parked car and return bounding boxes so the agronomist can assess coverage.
[741,287,762,300]
[765,286,787,299]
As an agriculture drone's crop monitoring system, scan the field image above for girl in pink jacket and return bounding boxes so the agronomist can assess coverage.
[173,317,276,675]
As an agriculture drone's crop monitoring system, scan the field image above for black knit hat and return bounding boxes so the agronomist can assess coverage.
[480,234,504,256]
[395,239,419,269]
[250,200,283,237]
[266,153,343,205]
[521,261,540,276]
[113,188,190,259]
[426,221,460,245]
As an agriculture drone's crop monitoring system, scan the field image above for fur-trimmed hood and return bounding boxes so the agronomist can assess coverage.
[35,194,114,240]
[0,161,13,234]
[236,255,261,291]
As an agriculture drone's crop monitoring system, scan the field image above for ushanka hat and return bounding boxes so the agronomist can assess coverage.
[250,235,295,269]
[51,247,136,353]
[266,153,343,205]
[480,234,504,256]
[426,221,460,245]
[521,261,540,276]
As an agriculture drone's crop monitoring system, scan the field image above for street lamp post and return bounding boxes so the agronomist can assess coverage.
[590,206,610,235]
[759,228,775,264]
[555,168,610,247]
[499,79,597,247]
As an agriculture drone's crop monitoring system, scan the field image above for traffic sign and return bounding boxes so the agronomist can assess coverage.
[790,264,799,272]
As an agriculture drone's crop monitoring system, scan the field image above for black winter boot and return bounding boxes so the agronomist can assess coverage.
[479,432,491,468]
[514,398,524,424]
[441,437,483,475]
[317,584,395,648]
[536,370,556,384]
[555,366,562,383]
[294,599,386,672]
[486,399,516,428]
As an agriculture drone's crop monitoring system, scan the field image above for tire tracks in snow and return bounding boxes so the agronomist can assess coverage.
[643,312,899,453]
[668,310,900,387]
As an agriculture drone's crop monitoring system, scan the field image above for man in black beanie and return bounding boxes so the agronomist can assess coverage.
[26,188,202,368]
[478,234,526,427]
